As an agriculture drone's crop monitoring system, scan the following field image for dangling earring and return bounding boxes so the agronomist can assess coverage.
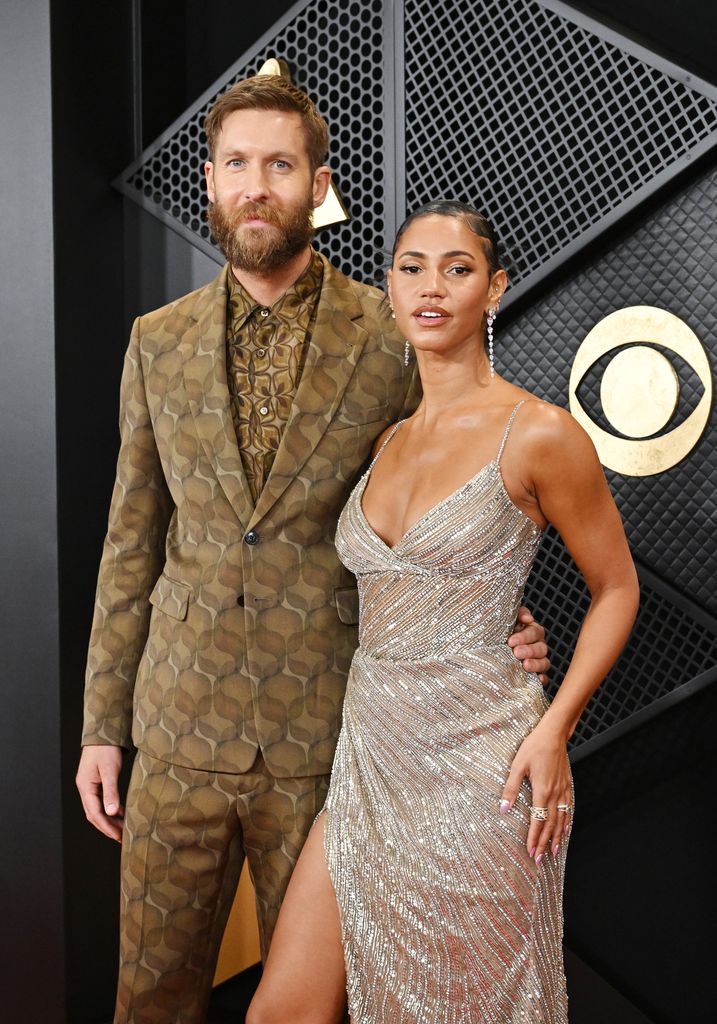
[486,308,497,379]
[404,340,411,366]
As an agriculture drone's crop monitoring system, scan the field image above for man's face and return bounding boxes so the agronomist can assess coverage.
[204,108,330,273]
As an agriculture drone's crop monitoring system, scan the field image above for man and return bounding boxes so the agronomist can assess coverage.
[77,76,549,1024]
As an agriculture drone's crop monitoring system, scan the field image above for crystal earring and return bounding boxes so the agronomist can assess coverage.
[486,308,497,379]
[404,340,410,366]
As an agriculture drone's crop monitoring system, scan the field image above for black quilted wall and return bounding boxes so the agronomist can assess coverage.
[513,167,717,749]
[117,0,717,756]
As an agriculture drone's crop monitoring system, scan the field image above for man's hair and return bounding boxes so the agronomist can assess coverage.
[204,75,329,173]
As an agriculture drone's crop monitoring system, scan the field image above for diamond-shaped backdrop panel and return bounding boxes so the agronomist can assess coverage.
[500,166,717,614]
[525,530,717,751]
[122,0,387,284]
[404,0,717,298]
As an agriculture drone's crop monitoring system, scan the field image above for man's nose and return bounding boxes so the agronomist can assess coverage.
[244,166,270,202]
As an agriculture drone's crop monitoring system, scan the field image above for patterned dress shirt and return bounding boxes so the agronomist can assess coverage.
[226,249,324,504]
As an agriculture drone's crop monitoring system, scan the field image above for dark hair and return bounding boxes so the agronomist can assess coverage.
[391,200,503,276]
[204,75,329,173]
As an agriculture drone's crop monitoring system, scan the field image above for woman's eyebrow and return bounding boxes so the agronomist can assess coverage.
[397,249,477,259]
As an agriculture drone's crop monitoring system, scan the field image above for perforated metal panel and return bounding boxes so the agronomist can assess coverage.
[403,0,717,302]
[525,529,717,752]
[504,167,717,616]
[514,165,717,751]
[116,0,717,755]
[118,0,388,284]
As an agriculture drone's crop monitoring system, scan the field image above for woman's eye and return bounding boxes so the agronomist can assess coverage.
[449,265,471,275]
[399,264,421,274]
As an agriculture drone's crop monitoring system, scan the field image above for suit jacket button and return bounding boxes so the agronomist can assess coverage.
[244,530,259,545]
[236,595,245,607]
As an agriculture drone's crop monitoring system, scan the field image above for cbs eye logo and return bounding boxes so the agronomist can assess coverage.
[569,306,712,476]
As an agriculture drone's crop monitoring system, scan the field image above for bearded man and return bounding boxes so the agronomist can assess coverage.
[76,76,550,1024]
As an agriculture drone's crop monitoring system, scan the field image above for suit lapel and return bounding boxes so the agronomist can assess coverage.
[249,256,369,525]
[181,267,255,526]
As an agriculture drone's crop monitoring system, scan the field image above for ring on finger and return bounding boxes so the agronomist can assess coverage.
[556,804,572,814]
[530,806,549,820]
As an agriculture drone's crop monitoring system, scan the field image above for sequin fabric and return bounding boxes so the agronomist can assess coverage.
[324,402,570,1023]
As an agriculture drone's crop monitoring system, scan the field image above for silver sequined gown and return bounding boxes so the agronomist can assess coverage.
[323,402,570,1023]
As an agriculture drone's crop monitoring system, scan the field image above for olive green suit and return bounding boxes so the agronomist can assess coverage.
[83,254,418,1022]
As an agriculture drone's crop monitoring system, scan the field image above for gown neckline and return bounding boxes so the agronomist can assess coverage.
[357,458,541,554]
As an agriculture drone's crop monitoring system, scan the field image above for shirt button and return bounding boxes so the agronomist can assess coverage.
[236,594,245,607]
[259,405,269,415]
[244,531,259,546]
[256,348,266,357]
[260,308,270,317]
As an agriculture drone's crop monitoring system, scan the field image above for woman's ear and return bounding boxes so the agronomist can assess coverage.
[490,268,508,306]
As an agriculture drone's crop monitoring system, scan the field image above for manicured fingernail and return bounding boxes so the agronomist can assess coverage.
[106,803,118,814]
[529,847,536,858]
[499,800,512,814]
[535,853,544,866]
[552,843,560,857]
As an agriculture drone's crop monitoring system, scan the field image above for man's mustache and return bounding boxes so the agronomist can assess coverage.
[224,201,284,228]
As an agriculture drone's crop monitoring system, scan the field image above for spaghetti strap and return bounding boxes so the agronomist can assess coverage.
[367,420,404,473]
[496,401,526,465]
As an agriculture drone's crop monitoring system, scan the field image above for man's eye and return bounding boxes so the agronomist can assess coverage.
[274,160,290,169]
[228,159,244,168]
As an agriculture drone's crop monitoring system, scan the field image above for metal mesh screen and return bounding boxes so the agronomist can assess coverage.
[120,0,388,284]
[525,529,717,752]
[502,166,717,615]
[512,166,717,750]
[116,0,717,754]
[403,0,717,298]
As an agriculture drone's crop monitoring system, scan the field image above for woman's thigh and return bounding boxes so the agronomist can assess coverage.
[247,813,347,1024]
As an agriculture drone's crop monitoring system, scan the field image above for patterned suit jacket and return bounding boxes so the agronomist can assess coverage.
[83,254,419,776]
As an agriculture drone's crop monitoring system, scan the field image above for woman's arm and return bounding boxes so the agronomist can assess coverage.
[500,404,640,862]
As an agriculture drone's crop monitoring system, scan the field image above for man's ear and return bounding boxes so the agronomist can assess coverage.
[312,165,332,208]
[204,161,216,204]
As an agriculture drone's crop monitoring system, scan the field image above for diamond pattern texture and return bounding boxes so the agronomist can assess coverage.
[117,0,717,751]
[516,167,717,747]
[122,0,387,284]
[404,0,717,294]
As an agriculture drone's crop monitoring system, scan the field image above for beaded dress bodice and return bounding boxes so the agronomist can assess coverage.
[336,403,543,663]
[323,401,569,1024]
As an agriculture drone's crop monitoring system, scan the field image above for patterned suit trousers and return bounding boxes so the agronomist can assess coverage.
[115,749,330,1024]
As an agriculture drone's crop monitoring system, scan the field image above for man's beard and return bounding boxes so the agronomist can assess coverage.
[207,194,315,273]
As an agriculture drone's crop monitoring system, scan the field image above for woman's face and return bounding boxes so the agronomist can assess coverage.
[388,214,506,358]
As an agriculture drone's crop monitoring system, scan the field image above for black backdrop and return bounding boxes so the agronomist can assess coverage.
[1,1,713,1021]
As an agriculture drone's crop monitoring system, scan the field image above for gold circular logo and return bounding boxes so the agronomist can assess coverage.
[569,306,712,476]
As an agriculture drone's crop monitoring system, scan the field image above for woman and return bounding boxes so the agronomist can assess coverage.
[248,201,639,1023]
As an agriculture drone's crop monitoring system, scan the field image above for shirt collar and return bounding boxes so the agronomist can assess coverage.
[227,248,324,333]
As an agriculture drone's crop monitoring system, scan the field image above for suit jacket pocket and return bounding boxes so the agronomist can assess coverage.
[334,585,360,626]
[149,573,192,621]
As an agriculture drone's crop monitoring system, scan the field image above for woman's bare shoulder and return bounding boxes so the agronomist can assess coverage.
[511,392,601,472]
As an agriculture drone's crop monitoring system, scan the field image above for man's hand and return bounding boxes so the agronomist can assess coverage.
[508,605,550,686]
[76,744,125,842]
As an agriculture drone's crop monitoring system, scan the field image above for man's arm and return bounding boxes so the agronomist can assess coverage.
[78,318,172,838]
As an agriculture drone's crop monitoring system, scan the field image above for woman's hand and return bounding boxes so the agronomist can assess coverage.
[499,722,572,863]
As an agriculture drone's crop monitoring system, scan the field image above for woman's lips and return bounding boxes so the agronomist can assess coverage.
[413,308,450,326]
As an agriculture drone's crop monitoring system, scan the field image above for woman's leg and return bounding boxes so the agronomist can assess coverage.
[246,813,347,1024]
